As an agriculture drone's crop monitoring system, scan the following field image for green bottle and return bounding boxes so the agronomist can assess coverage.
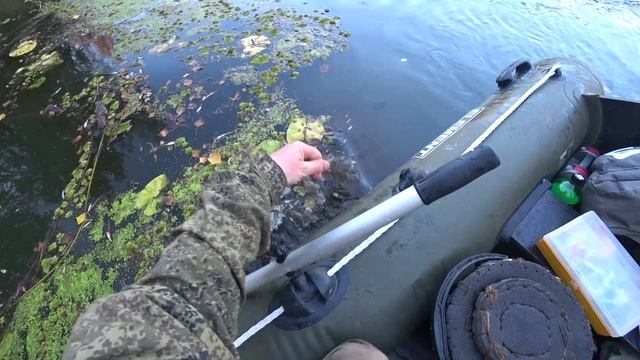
[551,173,585,206]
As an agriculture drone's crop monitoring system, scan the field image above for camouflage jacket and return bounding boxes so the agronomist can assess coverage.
[63,154,287,359]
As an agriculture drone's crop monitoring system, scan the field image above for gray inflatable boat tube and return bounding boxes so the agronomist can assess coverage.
[238,58,604,359]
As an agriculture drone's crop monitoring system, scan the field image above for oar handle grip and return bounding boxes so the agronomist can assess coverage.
[415,145,500,205]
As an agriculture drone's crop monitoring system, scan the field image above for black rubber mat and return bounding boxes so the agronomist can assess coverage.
[445,259,594,360]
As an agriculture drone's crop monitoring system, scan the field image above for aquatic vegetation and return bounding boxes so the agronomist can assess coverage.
[251,53,270,65]
[135,174,169,217]
[224,65,262,86]
[8,39,37,58]
[0,1,354,357]
[0,256,117,359]
[0,89,337,357]
[9,51,63,92]
[108,192,138,226]
[52,72,157,220]
[286,116,325,143]
[254,139,283,155]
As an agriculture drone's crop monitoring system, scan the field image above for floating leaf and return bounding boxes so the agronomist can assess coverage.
[241,35,270,57]
[48,242,58,252]
[191,149,201,158]
[150,44,170,53]
[28,76,47,90]
[0,113,5,122]
[116,121,132,135]
[251,53,269,65]
[304,199,317,208]
[183,79,193,87]
[41,256,58,274]
[305,118,325,142]
[254,139,282,155]
[287,119,305,143]
[286,116,324,143]
[149,37,176,54]
[135,174,169,217]
[158,129,169,137]
[9,40,37,58]
[208,151,222,165]
[75,213,87,225]
[198,156,208,164]
[194,118,205,128]
[293,185,306,196]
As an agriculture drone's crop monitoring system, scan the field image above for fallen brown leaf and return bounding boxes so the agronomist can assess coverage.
[208,151,222,165]
[199,156,208,164]
[164,195,175,206]
[194,118,205,128]
[158,129,169,137]
[191,149,201,158]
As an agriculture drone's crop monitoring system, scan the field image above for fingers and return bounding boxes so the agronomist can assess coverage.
[272,142,330,184]
[298,142,323,161]
[301,159,330,179]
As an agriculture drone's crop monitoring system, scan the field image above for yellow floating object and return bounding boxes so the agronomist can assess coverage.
[9,40,37,58]
[286,116,324,144]
[75,213,87,225]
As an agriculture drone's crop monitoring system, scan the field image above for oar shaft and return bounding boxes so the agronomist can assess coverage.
[245,145,500,294]
[245,186,423,294]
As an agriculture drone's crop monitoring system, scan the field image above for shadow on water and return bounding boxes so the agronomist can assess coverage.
[2,0,640,305]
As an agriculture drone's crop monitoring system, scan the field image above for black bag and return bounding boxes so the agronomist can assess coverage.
[581,147,640,243]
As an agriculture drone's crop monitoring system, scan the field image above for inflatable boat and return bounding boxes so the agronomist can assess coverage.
[237,58,610,358]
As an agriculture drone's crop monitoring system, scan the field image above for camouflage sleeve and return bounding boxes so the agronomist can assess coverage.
[63,154,287,360]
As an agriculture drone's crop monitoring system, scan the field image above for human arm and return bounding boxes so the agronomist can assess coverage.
[63,142,329,359]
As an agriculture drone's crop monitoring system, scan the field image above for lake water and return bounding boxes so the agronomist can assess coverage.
[1,0,639,304]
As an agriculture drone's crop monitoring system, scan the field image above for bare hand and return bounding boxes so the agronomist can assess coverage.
[270,141,330,185]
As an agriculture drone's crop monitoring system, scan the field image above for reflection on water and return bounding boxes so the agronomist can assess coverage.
[1,0,640,302]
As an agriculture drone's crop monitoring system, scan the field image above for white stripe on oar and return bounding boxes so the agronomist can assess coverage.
[233,306,285,348]
[326,220,398,277]
[464,64,560,155]
[234,219,400,348]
